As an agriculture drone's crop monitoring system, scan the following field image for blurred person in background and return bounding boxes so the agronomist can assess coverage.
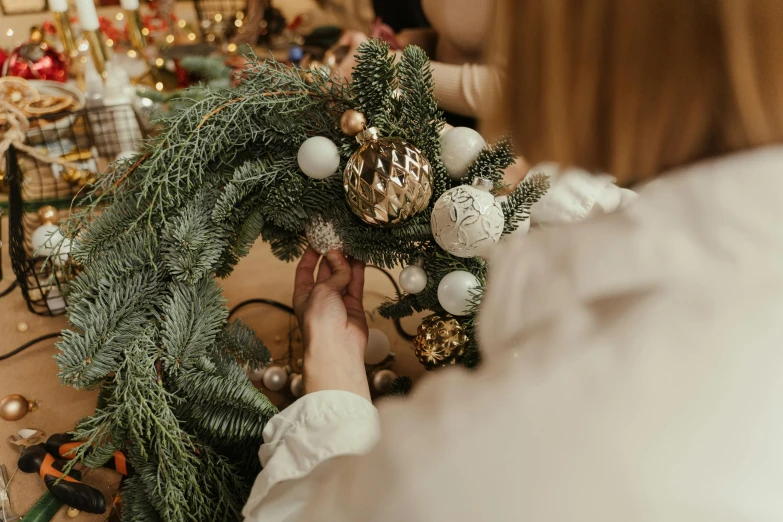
[244,1,783,521]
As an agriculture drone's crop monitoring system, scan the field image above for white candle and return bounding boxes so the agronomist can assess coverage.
[49,0,68,13]
[120,0,139,9]
[75,0,99,30]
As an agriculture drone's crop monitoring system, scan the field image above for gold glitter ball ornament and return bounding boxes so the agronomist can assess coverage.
[413,313,468,370]
[343,127,433,226]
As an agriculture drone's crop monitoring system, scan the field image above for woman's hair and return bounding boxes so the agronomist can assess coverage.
[489,0,783,184]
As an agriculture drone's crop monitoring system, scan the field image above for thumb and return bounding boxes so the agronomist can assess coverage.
[321,250,351,292]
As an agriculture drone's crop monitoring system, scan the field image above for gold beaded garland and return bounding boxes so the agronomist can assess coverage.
[412,313,468,370]
[339,109,367,137]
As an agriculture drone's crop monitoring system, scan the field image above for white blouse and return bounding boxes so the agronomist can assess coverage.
[243,147,783,522]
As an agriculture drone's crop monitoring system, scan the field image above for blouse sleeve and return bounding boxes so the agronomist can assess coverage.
[429,61,503,118]
[242,390,380,521]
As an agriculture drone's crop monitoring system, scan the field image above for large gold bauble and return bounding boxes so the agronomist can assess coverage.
[412,313,468,370]
[343,127,433,226]
[0,394,34,421]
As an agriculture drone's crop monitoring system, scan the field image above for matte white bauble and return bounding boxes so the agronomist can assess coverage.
[372,369,397,394]
[290,373,304,397]
[399,264,427,294]
[297,136,341,179]
[437,270,480,316]
[245,365,266,382]
[262,365,288,391]
[364,328,391,365]
[440,127,486,180]
[431,177,504,258]
[32,224,71,266]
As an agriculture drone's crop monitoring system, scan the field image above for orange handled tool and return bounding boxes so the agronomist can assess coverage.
[45,433,133,477]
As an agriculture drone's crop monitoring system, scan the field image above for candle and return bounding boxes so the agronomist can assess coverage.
[75,0,99,30]
[120,0,139,9]
[49,0,68,13]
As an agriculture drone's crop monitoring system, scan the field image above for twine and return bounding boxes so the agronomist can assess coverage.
[0,100,84,172]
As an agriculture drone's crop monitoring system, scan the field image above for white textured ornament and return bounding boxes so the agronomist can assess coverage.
[262,365,288,391]
[440,127,486,180]
[364,328,391,365]
[399,264,427,294]
[31,224,71,266]
[290,373,304,397]
[438,270,480,316]
[372,369,397,394]
[245,365,266,382]
[297,136,340,179]
[305,216,344,255]
[431,177,504,258]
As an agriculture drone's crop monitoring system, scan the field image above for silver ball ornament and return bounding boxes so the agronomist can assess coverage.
[437,270,480,316]
[399,264,427,294]
[297,136,340,179]
[364,328,390,365]
[305,215,344,255]
[262,365,288,391]
[290,373,304,397]
[431,177,504,258]
[372,369,397,394]
[440,127,486,180]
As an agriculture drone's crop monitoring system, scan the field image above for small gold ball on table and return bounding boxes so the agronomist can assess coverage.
[0,394,36,421]
[67,506,81,518]
[37,205,58,225]
[339,109,367,137]
[17,322,29,332]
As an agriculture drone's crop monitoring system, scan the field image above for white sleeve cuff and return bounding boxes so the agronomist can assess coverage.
[244,390,380,510]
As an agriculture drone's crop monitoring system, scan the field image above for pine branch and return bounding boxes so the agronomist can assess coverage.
[501,173,550,234]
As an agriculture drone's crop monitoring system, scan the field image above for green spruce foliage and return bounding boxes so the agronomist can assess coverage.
[56,39,547,521]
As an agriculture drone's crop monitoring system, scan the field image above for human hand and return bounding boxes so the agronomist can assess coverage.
[335,30,368,83]
[293,248,371,401]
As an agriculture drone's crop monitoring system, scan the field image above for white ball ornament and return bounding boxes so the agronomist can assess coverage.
[305,215,344,255]
[297,136,340,179]
[262,365,288,391]
[399,264,427,294]
[290,373,304,397]
[431,177,504,258]
[32,224,71,266]
[364,328,391,365]
[440,127,486,180]
[245,365,266,382]
[437,270,480,316]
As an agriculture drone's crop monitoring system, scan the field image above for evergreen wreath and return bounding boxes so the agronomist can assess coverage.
[55,39,549,521]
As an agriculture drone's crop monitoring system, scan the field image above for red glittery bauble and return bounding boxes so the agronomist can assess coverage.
[5,41,67,82]
[0,48,9,71]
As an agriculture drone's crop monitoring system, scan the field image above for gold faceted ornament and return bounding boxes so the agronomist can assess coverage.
[343,127,433,226]
[413,313,468,370]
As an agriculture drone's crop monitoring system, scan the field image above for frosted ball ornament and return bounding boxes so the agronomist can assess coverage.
[399,264,427,294]
[290,373,304,397]
[32,225,71,266]
[437,270,480,316]
[372,369,397,394]
[431,177,504,258]
[297,136,340,179]
[440,127,486,180]
[364,328,391,365]
[305,215,344,255]
[262,365,288,391]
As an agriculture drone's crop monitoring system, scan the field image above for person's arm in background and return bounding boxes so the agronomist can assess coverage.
[337,31,502,118]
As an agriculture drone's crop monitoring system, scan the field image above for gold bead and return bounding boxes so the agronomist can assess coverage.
[0,394,32,421]
[17,322,29,332]
[62,168,84,185]
[67,507,81,518]
[339,109,367,137]
[37,205,58,225]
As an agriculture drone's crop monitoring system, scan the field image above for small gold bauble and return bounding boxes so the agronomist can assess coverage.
[37,205,58,225]
[339,109,367,137]
[412,313,468,370]
[0,394,34,421]
[343,127,434,226]
[67,507,81,518]
[17,321,29,332]
[62,167,84,185]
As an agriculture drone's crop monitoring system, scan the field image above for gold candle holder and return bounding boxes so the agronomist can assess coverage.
[83,28,109,81]
[125,8,146,56]
[52,11,78,58]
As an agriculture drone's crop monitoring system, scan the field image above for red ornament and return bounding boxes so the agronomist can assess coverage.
[0,48,8,71]
[5,27,67,82]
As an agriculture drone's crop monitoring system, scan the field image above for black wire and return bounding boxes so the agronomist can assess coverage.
[0,332,61,362]
[367,265,416,341]
[228,298,295,319]
[0,280,18,298]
